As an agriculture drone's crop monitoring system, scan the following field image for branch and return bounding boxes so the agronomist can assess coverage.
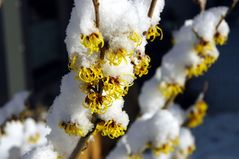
[148,0,158,18]
[194,0,207,12]
[202,81,208,95]
[69,117,98,159]
[93,0,100,28]
[192,28,203,41]
[69,1,107,158]
[216,0,239,30]
[162,96,176,109]
[0,0,3,8]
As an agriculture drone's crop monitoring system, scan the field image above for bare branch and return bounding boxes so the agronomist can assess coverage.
[202,81,209,95]
[192,28,203,41]
[0,0,3,7]
[69,117,98,159]
[195,0,207,12]
[69,1,109,158]
[148,0,158,18]
[216,0,239,30]
[92,0,100,28]
[162,96,176,109]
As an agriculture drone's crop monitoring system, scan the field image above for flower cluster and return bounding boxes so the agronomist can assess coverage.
[38,0,166,158]
[108,6,230,159]
[185,99,208,128]
[107,74,207,159]
[0,92,50,159]
[158,7,229,100]
[0,91,29,125]
[107,108,180,159]
[0,119,50,159]
[139,6,229,117]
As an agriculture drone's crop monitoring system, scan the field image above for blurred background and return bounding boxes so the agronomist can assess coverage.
[0,0,238,158]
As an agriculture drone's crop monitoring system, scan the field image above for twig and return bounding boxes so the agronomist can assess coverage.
[148,0,158,18]
[202,81,208,95]
[0,0,3,8]
[192,28,203,41]
[194,0,207,12]
[69,117,98,159]
[162,95,176,109]
[69,1,106,158]
[216,0,239,30]
[92,0,100,28]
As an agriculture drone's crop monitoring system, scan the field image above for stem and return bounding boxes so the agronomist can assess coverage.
[69,117,98,159]
[216,0,239,30]
[69,1,106,158]
[148,0,158,18]
[0,0,3,7]
[192,28,203,41]
[93,0,100,28]
[195,0,207,12]
[162,95,176,109]
[202,81,208,95]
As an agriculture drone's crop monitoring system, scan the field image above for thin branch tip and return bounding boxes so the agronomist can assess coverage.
[148,0,158,18]
[195,0,207,12]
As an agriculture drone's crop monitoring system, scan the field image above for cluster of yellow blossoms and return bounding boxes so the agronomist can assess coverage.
[159,26,228,100]
[159,82,184,99]
[27,133,41,144]
[128,154,142,159]
[149,137,179,156]
[186,100,208,128]
[95,120,126,139]
[187,29,228,79]
[59,24,163,139]
[58,121,84,137]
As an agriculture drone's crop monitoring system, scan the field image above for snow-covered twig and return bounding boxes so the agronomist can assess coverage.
[216,0,239,30]
[108,6,231,159]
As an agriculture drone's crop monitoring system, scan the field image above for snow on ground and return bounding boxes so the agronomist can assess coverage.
[192,112,239,159]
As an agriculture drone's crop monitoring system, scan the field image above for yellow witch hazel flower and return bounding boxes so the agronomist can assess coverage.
[96,120,126,139]
[186,63,208,79]
[84,92,113,114]
[153,144,174,156]
[134,54,151,77]
[27,133,40,144]
[129,32,143,47]
[159,82,184,98]
[57,155,64,159]
[145,25,163,42]
[128,154,142,159]
[194,40,213,56]
[187,144,196,155]
[204,55,217,66]
[58,121,85,137]
[187,54,218,78]
[68,53,79,71]
[214,32,228,46]
[178,144,196,156]
[80,32,104,53]
[186,100,208,128]
[106,48,129,66]
[150,138,179,156]
[102,77,130,99]
[77,64,103,84]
